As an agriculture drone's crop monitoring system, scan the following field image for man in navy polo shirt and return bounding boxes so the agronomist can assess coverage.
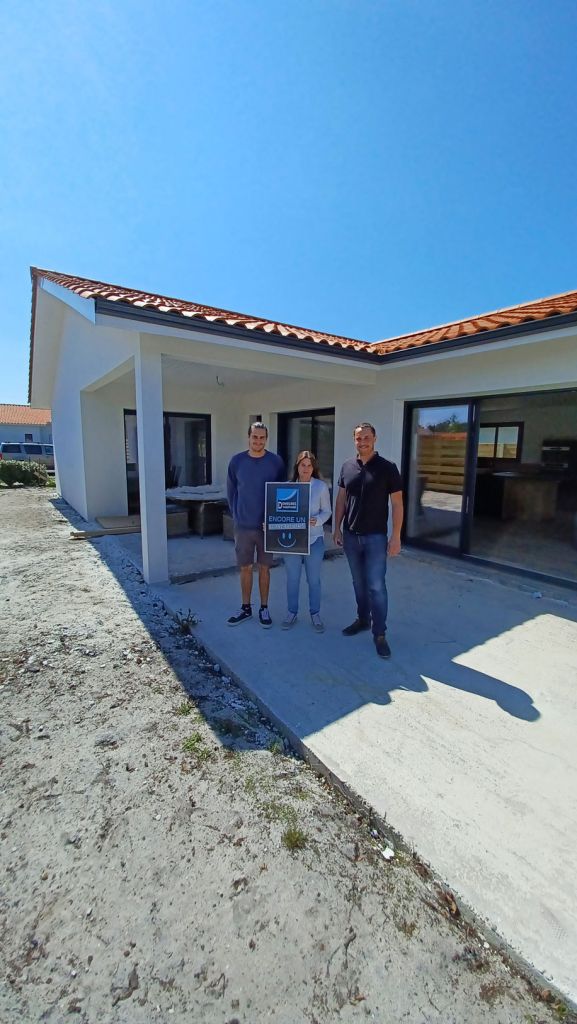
[333,422,403,658]
[226,422,285,628]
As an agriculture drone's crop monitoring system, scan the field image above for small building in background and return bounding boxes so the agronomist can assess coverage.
[0,404,52,444]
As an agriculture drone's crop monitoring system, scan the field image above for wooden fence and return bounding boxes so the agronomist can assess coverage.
[417,432,466,494]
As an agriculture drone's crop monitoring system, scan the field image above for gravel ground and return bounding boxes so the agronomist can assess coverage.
[0,487,573,1024]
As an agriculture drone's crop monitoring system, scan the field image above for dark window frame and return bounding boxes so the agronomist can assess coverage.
[277,407,335,477]
[123,409,212,511]
[401,397,478,556]
[477,421,524,466]
[401,390,577,590]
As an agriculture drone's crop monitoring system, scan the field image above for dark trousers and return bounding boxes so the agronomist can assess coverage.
[343,530,388,636]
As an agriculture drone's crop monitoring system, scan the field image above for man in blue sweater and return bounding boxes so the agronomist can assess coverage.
[226,422,285,627]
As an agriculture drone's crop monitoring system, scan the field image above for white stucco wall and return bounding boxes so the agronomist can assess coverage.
[57,367,248,518]
[81,388,130,518]
[51,309,138,519]
[45,295,577,524]
[232,327,577,484]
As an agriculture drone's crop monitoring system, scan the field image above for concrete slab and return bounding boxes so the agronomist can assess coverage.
[117,527,339,582]
[152,551,577,1000]
[117,530,238,579]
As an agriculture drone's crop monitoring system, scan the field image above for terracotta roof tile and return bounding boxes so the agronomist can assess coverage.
[31,268,577,361]
[369,290,577,355]
[31,268,367,352]
[0,404,51,425]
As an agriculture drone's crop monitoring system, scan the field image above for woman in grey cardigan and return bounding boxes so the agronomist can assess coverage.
[282,450,332,633]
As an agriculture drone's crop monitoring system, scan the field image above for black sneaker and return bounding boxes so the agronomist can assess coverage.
[258,606,273,629]
[228,605,252,626]
[342,618,371,637]
[375,634,391,659]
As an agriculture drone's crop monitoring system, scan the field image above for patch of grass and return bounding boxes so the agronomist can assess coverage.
[244,774,258,797]
[175,702,193,716]
[182,731,212,762]
[261,800,297,826]
[267,739,284,755]
[244,771,275,798]
[281,826,308,851]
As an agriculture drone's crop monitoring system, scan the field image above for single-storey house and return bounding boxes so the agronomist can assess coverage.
[0,403,52,444]
[29,268,577,586]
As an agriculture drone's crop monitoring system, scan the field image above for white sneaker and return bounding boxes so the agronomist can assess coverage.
[311,613,325,633]
[282,613,298,630]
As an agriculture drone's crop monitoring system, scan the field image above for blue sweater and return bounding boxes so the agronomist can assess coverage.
[227,450,286,529]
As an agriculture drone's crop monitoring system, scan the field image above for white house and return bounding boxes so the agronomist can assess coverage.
[0,403,52,444]
[29,268,577,586]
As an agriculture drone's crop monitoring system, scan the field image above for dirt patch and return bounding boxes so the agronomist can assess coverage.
[0,488,573,1023]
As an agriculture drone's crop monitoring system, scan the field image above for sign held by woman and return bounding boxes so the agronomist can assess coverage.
[264,482,311,554]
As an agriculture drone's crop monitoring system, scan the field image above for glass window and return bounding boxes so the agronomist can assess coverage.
[278,409,335,488]
[405,404,470,550]
[124,410,211,513]
[23,444,43,454]
[496,425,520,459]
[478,423,522,462]
[478,426,496,459]
[2,443,22,453]
[164,414,210,488]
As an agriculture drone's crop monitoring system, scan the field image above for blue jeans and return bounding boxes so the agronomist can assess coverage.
[342,530,388,636]
[285,537,325,615]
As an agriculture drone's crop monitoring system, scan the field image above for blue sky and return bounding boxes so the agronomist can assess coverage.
[1,0,576,403]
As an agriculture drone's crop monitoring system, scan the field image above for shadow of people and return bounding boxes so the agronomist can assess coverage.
[423,660,541,722]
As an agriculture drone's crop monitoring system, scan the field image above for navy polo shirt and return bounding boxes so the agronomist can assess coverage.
[338,453,402,534]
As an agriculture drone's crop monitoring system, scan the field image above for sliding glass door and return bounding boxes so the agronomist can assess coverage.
[124,410,211,514]
[278,408,335,489]
[404,402,475,552]
[403,391,577,584]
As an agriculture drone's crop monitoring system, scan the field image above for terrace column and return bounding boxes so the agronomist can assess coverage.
[134,342,169,584]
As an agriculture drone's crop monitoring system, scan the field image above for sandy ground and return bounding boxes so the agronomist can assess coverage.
[0,488,573,1024]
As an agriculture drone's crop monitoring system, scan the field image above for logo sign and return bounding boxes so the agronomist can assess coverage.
[265,482,310,555]
[276,487,299,513]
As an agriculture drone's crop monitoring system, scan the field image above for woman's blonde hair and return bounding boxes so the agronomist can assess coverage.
[291,450,321,482]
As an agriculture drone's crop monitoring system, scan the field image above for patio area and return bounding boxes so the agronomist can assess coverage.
[117,526,340,583]
[144,545,577,1001]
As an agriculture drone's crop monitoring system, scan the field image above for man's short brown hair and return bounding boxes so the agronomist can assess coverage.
[248,421,268,437]
[353,422,376,436]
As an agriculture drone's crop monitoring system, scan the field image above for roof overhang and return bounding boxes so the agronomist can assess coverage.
[29,267,577,404]
[94,298,383,364]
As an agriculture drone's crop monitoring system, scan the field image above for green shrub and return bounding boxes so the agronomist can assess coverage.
[0,460,48,487]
